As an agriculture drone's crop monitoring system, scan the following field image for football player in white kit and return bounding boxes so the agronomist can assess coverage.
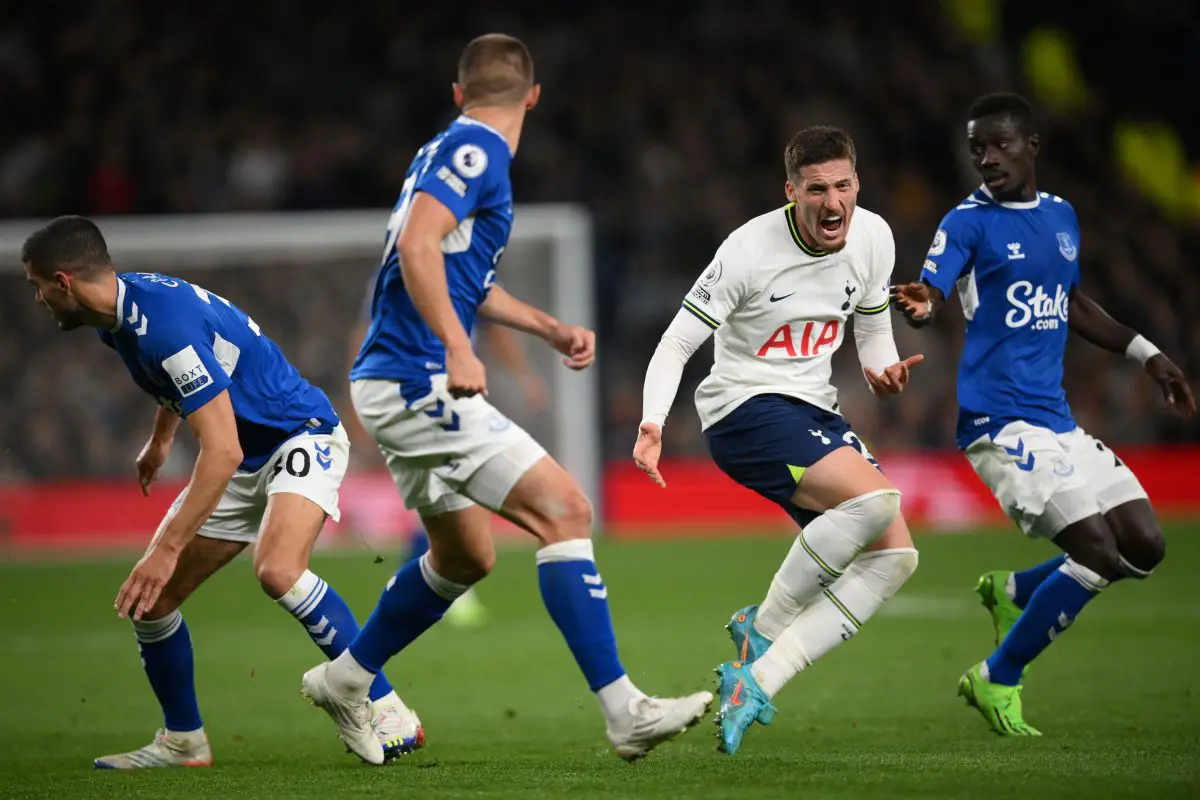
[634,127,923,755]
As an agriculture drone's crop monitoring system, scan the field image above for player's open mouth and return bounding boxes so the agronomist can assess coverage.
[984,173,1007,189]
[820,215,842,235]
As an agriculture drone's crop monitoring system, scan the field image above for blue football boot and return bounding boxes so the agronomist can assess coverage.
[725,605,775,724]
[714,661,775,756]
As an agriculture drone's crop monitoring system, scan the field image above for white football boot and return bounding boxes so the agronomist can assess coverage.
[93,728,213,769]
[371,691,425,761]
[606,691,714,762]
[301,662,385,765]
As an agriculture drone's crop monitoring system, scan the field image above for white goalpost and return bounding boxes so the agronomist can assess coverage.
[0,205,602,522]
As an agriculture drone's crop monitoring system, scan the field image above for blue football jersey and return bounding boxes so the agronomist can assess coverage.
[919,187,1082,448]
[350,115,514,403]
[98,272,339,471]
[358,266,479,345]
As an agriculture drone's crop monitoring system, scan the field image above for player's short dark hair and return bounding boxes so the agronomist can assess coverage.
[457,33,535,107]
[784,126,857,180]
[968,92,1036,135]
[21,216,112,279]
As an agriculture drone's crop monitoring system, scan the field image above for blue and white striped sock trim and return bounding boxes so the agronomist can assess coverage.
[276,570,328,620]
[133,609,184,644]
[1060,558,1110,592]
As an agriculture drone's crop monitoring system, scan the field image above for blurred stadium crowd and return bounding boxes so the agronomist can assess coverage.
[1,0,1197,480]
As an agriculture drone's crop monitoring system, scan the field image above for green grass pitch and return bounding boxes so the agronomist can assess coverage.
[3,525,1199,799]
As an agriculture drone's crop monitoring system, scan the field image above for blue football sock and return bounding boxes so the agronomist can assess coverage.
[537,539,626,692]
[132,611,203,732]
[1011,554,1067,608]
[405,528,430,566]
[349,554,466,673]
[986,559,1107,686]
[275,570,394,702]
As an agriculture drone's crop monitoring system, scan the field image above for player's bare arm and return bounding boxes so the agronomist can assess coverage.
[479,285,594,370]
[1068,286,1195,417]
[136,404,182,496]
[396,191,487,397]
[889,281,945,328]
[116,390,242,621]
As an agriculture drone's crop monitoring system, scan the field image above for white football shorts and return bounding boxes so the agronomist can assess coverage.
[350,376,546,517]
[168,424,350,543]
[965,421,1148,539]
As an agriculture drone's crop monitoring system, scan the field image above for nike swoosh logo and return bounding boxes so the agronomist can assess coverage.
[730,678,745,707]
[769,292,794,302]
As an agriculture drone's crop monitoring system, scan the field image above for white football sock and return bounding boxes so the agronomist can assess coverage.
[755,490,901,640]
[326,649,375,700]
[273,569,325,616]
[596,674,645,724]
[752,548,918,697]
[132,609,184,644]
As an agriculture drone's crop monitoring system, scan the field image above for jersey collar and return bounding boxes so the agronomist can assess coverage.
[977,184,1040,210]
[110,276,128,333]
[783,204,829,258]
[455,114,512,154]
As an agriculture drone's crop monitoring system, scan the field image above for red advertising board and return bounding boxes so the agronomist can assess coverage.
[0,447,1195,550]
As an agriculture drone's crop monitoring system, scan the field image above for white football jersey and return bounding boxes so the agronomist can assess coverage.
[681,203,895,429]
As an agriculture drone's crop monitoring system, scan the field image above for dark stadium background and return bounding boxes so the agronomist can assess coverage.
[1,3,1198,797]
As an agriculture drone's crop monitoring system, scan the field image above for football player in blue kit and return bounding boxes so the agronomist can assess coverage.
[892,93,1195,736]
[21,216,420,768]
[343,270,550,629]
[301,34,711,765]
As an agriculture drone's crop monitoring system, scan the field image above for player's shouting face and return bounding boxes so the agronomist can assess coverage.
[968,112,1039,203]
[785,158,859,254]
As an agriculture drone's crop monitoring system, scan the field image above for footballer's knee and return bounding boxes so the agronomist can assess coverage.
[139,594,185,622]
[854,547,920,601]
[420,505,496,586]
[254,556,306,599]
[1055,517,1122,580]
[429,547,494,586]
[1125,528,1166,574]
[528,488,594,545]
[829,488,902,545]
[867,511,915,551]
[1105,500,1165,576]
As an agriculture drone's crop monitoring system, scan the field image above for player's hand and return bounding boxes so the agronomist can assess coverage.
[446,347,488,398]
[890,283,934,328]
[1146,354,1197,418]
[115,546,179,621]
[865,354,925,397]
[632,422,667,488]
[548,323,595,371]
[136,438,172,497]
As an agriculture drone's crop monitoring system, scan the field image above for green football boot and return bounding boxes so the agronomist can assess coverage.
[957,662,1042,737]
[976,570,1023,646]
